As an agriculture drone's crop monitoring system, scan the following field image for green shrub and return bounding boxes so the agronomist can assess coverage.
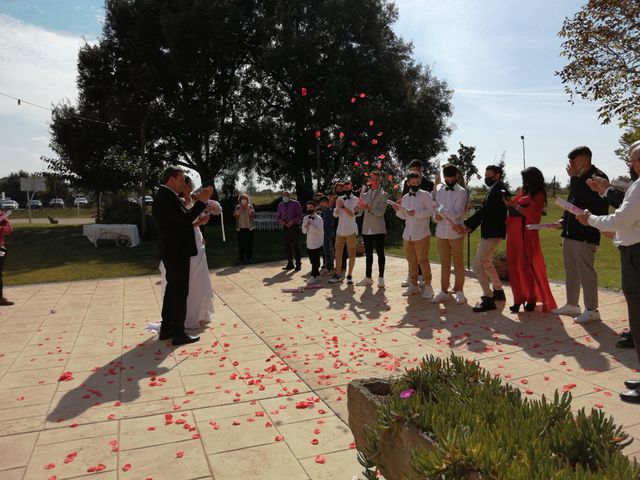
[360,354,638,479]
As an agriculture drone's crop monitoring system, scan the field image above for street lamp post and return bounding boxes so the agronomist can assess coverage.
[520,135,526,169]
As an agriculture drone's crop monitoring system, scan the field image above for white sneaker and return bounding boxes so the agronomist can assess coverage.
[328,274,344,284]
[305,276,317,285]
[431,290,450,303]
[574,310,601,324]
[453,291,467,305]
[421,285,434,299]
[401,276,410,287]
[357,277,373,286]
[377,277,385,288]
[417,275,425,287]
[402,285,419,296]
[552,304,582,317]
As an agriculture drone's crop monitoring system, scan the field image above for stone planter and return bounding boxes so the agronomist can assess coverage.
[348,379,480,480]
[492,250,509,281]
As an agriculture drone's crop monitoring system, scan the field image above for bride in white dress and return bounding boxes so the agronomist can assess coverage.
[150,177,221,333]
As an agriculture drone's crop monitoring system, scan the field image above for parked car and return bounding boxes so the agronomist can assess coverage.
[27,199,43,209]
[1,199,18,210]
[126,196,140,205]
[73,197,89,208]
[49,197,65,208]
[142,195,154,205]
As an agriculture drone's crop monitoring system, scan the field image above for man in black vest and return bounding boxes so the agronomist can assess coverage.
[552,146,609,323]
[153,166,212,345]
[456,165,509,312]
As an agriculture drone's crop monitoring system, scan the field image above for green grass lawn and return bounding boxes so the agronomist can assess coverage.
[3,224,285,286]
[3,199,622,289]
[8,207,97,219]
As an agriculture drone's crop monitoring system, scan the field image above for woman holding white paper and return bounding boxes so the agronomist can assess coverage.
[503,167,557,313]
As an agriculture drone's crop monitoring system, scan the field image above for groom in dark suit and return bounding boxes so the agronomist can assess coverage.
[456,164,509,312]
[153,166,213,345]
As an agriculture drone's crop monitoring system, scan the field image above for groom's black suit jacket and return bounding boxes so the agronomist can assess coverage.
[464,181,509,239]
[153,185,206,260]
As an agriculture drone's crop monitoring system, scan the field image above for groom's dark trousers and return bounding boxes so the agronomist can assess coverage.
[160,257,190,339]
[153,185,206,342]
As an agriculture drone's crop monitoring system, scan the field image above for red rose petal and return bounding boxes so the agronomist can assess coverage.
[176,450,185,458]
[315,455,326,464]
[275,435,285,441]
[122,463,132,472]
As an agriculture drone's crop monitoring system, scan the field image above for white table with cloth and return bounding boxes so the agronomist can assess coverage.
[82,224,141,247]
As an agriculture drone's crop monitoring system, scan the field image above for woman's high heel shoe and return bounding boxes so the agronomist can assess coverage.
[509,304,521,313]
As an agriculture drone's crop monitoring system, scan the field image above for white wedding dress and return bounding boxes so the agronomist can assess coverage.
[150,226,214,333]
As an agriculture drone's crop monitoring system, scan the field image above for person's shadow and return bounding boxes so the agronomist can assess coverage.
[262,270,295,286]
[47,339,175,423]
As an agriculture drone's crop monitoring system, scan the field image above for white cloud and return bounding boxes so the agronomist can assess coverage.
[0,14,83,176]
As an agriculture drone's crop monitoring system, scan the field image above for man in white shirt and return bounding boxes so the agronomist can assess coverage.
[577,144,640,404]
[302,200,324,285]
[329,181,360,284]
[393,172,436,298]
[433,164,468,304]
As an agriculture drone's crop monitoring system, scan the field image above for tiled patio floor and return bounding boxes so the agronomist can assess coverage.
[0,256,638,479]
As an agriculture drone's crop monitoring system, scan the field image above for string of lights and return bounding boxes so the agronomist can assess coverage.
[0,91,133,128]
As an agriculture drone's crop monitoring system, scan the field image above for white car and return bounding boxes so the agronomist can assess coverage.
[49,197,65,208]
[27,199,43,209]
[74,197,89,207]
[1,199,18,210]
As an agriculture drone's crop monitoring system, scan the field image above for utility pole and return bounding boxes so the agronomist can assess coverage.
[140,122,147,237]
[520,135,526,169]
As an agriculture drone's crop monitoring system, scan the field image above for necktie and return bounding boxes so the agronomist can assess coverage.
[445,186,454,191]
[282,204,289,223]
[409,192,416,197]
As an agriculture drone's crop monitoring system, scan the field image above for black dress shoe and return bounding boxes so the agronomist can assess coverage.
[524,302,536,312]
[620,388,640,404]
[282,264,294,270]
[617,335,635,349]
[473,296,497,313]
[158,333,173,341]
[509,304,521,313]
[0,298,14,306]
[172,335,200,346]
[492,289,506,301]
[294,264,302,272]
[624,379,640,390]
[622,331,632,339]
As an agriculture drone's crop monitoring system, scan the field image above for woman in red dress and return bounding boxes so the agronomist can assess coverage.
[504,167,557,313]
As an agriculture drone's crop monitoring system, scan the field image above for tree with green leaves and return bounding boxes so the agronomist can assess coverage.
[614,119,640,162]
[557,0,640,125]
[47,0,452,206]
[447,142,479,187]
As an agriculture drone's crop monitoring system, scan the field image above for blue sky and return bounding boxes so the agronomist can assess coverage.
[0,0,628,187]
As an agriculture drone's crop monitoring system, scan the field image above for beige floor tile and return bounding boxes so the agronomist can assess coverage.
[275,416,353,459]
[37,421,118,446]
[299,448,364,479]
[118,439,210,480]
[0,468,26,480]
[23,435,118,480]
[261,393,332,426]
[119,411,198,451]
[0,432,38,471]
[208,442,309,480]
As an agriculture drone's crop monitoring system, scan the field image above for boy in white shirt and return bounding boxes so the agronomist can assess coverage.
[329,181,360,284]
[393,172,436,298]
[302,200,324,285]
[432,164,468,304]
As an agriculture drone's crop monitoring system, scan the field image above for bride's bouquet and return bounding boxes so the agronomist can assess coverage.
[205,200,222,216]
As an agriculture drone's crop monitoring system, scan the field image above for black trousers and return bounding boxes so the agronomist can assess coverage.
[621,243,640,367]
[363,234,386,278]
[283,225,301,265]
[161,256,190,340]
[308,246,323,277]
[237,228,254,261]
[0,252,5,298]
[341,243,347,270]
